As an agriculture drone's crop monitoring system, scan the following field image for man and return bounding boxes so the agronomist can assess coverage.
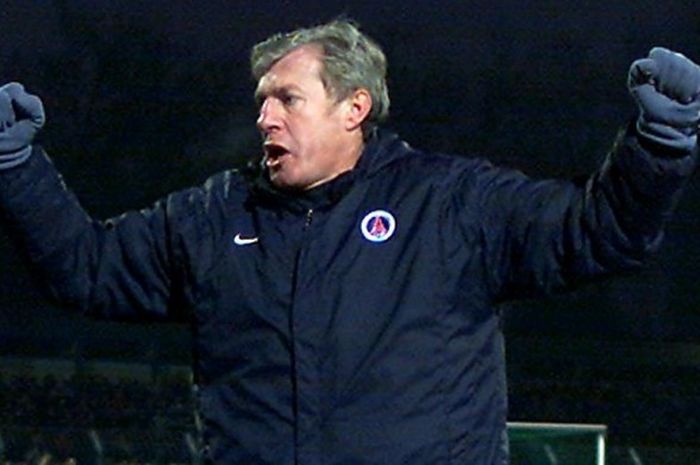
[1,19,699,465]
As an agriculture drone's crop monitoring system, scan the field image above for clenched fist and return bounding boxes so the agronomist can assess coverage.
[0,82,45,169]
[628,47,700,152]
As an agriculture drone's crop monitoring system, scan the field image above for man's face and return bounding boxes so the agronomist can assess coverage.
[255,45,359,190]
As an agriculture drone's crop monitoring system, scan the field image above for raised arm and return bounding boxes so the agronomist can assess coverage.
[457,48,699,301]
[0,83,182,320]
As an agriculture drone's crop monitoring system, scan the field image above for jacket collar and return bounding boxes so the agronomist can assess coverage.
[352,127,410,177]
[245,128,411,213]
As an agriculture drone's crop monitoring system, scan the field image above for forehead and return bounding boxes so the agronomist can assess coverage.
[255,45,325,97]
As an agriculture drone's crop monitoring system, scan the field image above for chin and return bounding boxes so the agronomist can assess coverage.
[270,173,303,191]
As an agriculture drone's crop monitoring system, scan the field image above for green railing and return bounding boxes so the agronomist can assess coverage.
[508,421,607,465]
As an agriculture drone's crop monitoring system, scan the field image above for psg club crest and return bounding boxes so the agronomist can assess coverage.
[360,209,396,243]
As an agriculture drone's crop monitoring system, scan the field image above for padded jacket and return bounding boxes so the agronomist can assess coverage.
[0,127,695,464]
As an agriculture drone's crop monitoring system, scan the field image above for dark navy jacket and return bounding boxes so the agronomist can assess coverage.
[0,127,695,464]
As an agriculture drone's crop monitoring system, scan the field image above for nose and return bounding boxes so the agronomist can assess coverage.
[256,98,281,135]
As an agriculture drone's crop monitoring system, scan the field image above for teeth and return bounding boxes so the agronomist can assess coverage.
[264,144,288,168]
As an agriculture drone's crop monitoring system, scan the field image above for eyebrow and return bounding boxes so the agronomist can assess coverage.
[254,83,304,105]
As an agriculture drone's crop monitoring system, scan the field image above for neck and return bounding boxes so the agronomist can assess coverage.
[304,132,365,191]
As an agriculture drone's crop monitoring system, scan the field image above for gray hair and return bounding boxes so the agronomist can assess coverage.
[250,19,390,135]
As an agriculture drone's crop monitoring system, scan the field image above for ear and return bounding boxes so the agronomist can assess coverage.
[344,88,372,131]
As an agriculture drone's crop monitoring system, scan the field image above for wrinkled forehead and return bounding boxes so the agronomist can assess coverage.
[254,45,327,98]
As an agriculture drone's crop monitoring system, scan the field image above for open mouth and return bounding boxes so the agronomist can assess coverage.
[263,143,291,168]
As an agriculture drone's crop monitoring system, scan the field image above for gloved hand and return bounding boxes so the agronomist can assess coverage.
[0,82,45,169]
[629,47,700,152]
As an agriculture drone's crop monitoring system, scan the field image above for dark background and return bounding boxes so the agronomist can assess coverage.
[1,0,699,359]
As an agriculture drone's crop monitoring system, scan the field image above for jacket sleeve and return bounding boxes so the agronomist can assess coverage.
[0,146,191,321]
[449,124,697,302]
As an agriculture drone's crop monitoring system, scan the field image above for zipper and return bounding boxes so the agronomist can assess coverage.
[292,207,314,462]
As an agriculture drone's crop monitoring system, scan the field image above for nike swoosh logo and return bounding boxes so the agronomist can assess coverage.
[234,233,259,246]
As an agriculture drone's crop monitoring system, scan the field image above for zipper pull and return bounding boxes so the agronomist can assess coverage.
[305,208,314,228]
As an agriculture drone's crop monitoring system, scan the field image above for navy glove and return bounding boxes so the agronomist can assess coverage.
[0,82,45,169]
[628,47,700,152]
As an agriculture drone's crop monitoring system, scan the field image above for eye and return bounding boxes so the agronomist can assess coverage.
[281,93,300,107]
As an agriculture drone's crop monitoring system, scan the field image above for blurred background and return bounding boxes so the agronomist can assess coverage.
[1,0,699,463]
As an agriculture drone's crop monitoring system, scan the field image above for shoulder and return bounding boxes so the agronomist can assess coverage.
[163,169,249,223]
[379,140,501,194]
